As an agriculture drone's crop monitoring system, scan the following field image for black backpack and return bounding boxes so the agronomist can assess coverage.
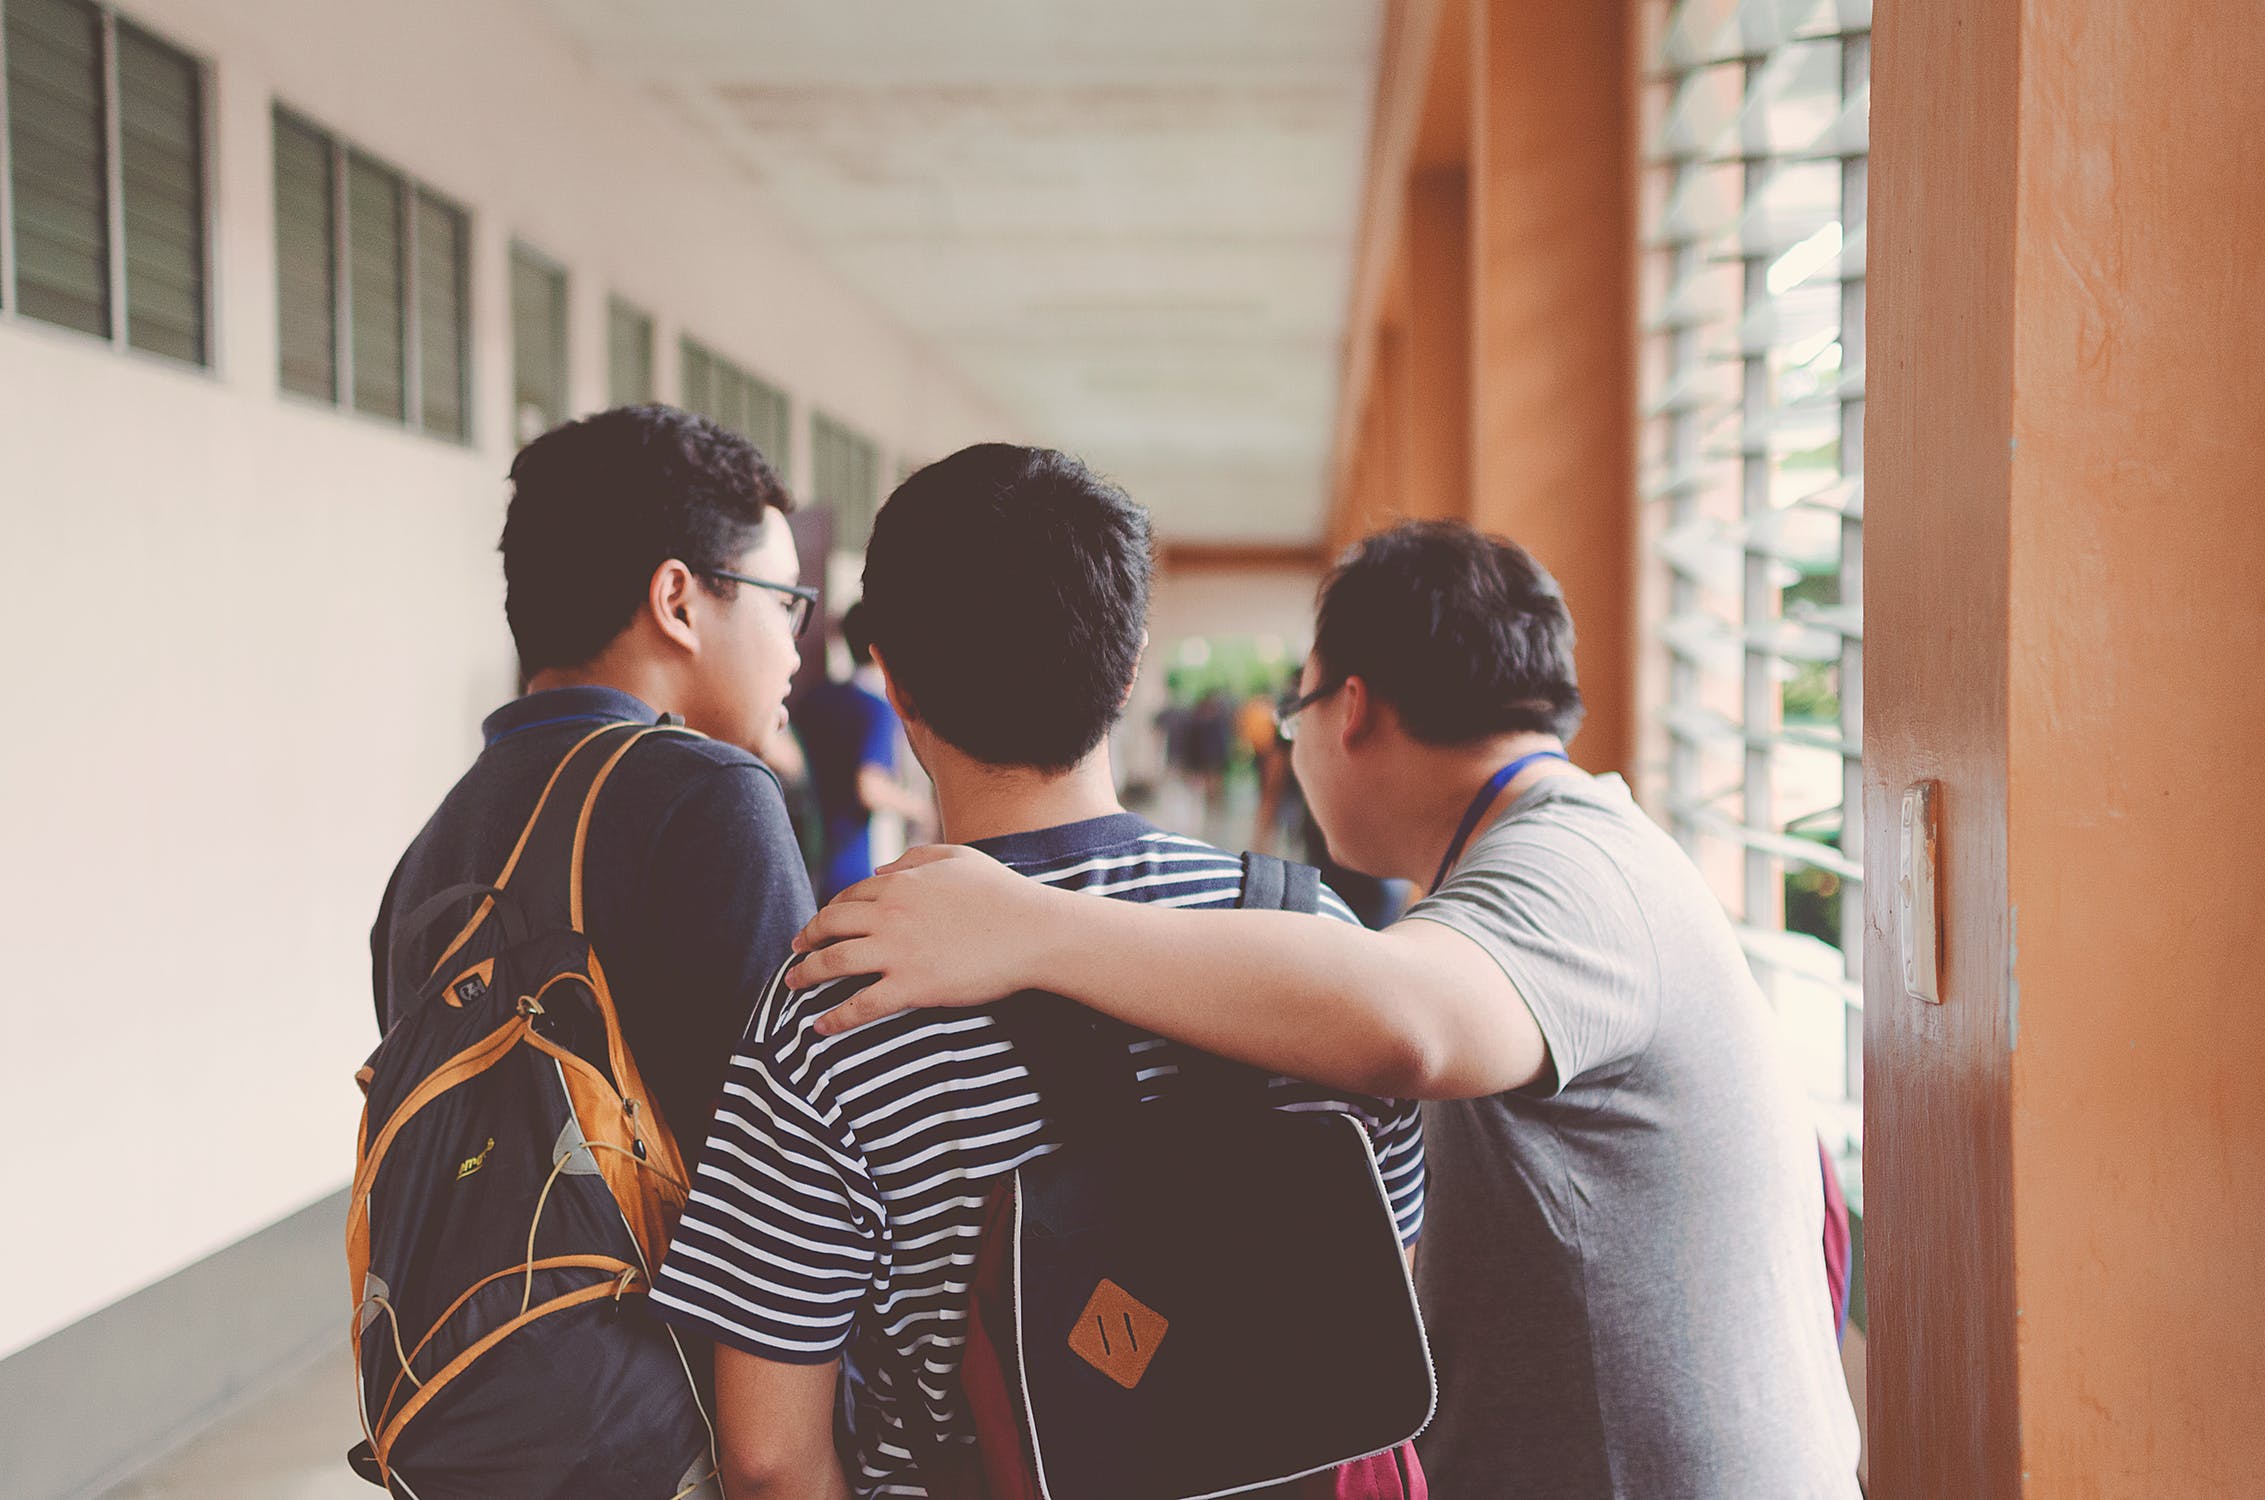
[913,853,1436,1500]
[347,723,717,1499]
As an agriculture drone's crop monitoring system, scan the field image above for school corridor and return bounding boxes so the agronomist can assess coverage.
[0,0,2259,1497]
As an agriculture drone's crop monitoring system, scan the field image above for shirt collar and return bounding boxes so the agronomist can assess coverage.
[968,811,1156,868]
[481,685,660,747]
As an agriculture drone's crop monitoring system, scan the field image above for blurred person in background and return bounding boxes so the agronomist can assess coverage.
[795,600,934,900]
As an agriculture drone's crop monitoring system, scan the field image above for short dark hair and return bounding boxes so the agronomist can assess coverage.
[838,600,875,668]
[1312,520,1583,744]
[501,405,793,675]
[862,444,1151,771]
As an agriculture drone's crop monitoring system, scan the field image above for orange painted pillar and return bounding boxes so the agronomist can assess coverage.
[1370,321,1412,527]
[1467,0,1638,775]
[1868,1,2265,1493]
[1403,168,1472,523]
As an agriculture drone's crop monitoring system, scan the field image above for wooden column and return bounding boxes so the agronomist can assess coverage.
[1868,0,2265,1492]
[1403,169,1472,523]
[1466,0,1638,774]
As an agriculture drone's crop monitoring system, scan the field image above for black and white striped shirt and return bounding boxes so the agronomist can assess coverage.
[648,813,1426,1498]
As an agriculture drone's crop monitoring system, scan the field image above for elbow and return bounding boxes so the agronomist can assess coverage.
[1355,1016,1454,1101]
[718,1442,814,1500]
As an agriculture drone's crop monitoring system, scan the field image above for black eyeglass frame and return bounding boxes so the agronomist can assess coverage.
[698,568,820,638]
[1273,679,1344,742]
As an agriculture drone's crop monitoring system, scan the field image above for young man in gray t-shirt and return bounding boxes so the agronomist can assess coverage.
[788,521,1861,1497]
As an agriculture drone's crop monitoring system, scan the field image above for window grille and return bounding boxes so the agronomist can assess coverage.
[273,105,468,440]
[114,18,201,361]
[413,191,466,439]
[347,151,404,420]
[272,110,333,399]
[678,334,790,471]
[606,296,652,407]
[509,243,567,443]
[3,0,207,363]
[812,410,881,550]
[1641,0,1869,1162]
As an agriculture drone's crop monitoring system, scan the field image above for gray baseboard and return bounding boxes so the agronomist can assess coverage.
[0,1187,350,1500]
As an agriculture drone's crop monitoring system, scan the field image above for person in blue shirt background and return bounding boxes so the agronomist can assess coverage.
[795,601,933,899]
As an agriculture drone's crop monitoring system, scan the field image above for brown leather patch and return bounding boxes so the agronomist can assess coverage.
[1067,1278,1168,1390]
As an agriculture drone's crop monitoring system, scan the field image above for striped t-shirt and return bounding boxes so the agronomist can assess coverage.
[648,812,1426,1498]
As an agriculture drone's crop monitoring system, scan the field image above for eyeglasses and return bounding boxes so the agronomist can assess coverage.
[699,568,820,639]
[1272,680,1342,742]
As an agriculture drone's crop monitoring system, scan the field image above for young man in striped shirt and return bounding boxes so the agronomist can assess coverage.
[647,444,1424,1499]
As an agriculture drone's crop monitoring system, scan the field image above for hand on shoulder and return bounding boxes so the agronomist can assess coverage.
[789,845,1067,1034]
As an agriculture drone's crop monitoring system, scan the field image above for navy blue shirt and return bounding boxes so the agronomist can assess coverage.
[370,687,817,1149]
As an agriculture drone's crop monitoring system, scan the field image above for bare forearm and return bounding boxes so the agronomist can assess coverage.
[797,845,1548,1096]
[1018,890,1428,1096]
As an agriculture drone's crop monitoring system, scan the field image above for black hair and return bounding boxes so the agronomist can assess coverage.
[861,444,1151,771]
[500,405,792,675]
[839,600,875,668]
[1312,520,1584,744]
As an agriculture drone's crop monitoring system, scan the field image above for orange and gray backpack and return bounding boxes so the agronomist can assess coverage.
[347,723,718,1499]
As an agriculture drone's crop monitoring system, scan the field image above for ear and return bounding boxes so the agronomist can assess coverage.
[1337,674,1382,749]
[1118,631,1150,710]
[869,645,917,725]
[649,560,700,654]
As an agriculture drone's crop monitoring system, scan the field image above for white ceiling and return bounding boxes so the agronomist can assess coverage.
[530,0,1382,543]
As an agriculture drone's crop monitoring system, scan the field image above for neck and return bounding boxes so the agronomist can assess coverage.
[526,653,669,710]
[1385,731,1577,889]
[926,747,1125,845]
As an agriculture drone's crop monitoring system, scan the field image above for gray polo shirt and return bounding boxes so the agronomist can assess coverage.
[1401,773,1859,1498]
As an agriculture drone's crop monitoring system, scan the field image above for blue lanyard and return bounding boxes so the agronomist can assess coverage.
[1432,751,1571,890]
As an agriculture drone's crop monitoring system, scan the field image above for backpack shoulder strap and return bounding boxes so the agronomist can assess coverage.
[1170,852,1329,1102]
[986,990,1141,1147]
[417,721,694,985]
[498,720,696,931]
[1238,850,1323,916]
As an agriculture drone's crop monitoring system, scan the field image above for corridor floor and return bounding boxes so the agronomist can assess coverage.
[101,1349,367,1500]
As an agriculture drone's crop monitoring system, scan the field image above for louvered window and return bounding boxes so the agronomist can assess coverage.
[679,334,790,471]
[510,243,566,443]
[607,296,652,406]
[115,18,199,361]
[2,0,207,362]
[271,110,332,398]
[812,411,881,550]
[414,191,466,439]
[1641,0,1869,1163]
[346,151,403,419]
[272,106,469,440]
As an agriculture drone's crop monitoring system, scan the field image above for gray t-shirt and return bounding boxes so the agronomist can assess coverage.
[1401,773,1859,1499]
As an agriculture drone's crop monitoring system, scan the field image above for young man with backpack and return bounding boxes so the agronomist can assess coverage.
[645,445,1427,1499]
[359,406,817,1494]
[792,521,1864,1498]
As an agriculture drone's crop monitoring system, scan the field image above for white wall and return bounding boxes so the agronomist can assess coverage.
[0,0,1014,1358]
